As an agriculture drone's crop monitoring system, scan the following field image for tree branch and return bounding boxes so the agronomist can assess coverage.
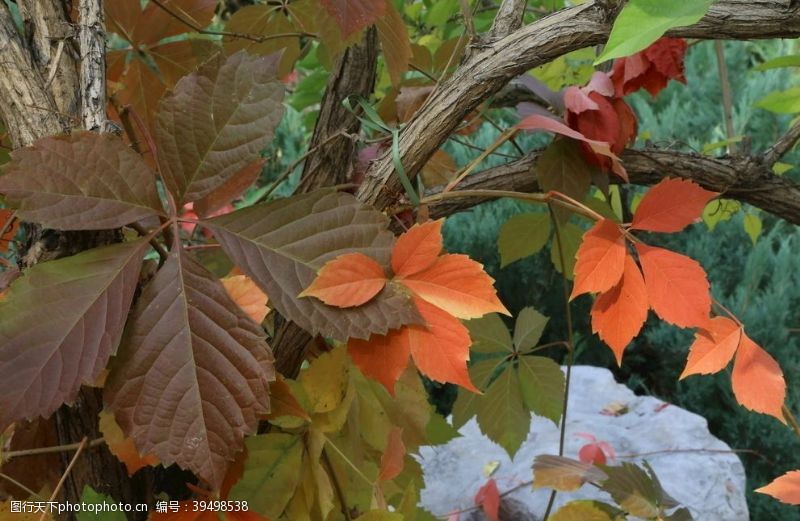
[489,0,527,39]
[764,122,800,166]
[78,0,107,132]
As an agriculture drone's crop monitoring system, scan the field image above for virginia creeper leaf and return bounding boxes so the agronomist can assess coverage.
[636,244,711,328]
[551,501,617,521]
[533,455,607,492]
[0,239,149,430]
[451,359,502,428]
[221,274,270,324]
[590,254,648,364]
[376,0,411,86]
[349,327,412,395]
[465,313,513,354]
[551,221,582,280]
[155,51,285,204]
[680,317,741,379]
[518,355,565,425]
[599,463,666,519]
[0,132,164,230]
[474,479,501,521]
[756,470,800,505]
[98,409,160,475]
[194,159,266,218]
[300,252,387,308]
[205,190,420,340]
[391,219,443,277]
[536,140,593,223]
[476,367,529,456]
[398,254,509,319]
[105,245,275,489]
[319,0,387,39]
[378,427,405,481]
[498,213,551,267]
[571,219,626,299]
[78,487,127,521]
[223,7,303,78]
[731,333,786,421]
[514,307,550,352]
[631,178,718,233]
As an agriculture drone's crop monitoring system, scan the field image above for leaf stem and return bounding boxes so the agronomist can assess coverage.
[129,221,169,265]
[420,189,598,222]
[0,472,44,500]
[444,128,520,192]
[41,437,88,521]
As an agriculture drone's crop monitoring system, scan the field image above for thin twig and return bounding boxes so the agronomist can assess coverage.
[3,438,104,462]
[714,41,737,154]
[449,135,521,159]
[44,38,67,89]
[41,437,88,521]
[0,472,44,500]
[129,222,168,264]
[458,0,476,40]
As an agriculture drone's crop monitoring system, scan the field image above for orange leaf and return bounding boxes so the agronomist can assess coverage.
[731,333,786,421]
[680,317,741,379]
[300,252,387,307]
[407,297,478,392]
[265,376,310,421]
[98,409,159,476]
[378,427,405,481]
[756,470,800,505]
[391,219,443,277]
[222,274,270,323]
[631,178,718,233]
[348,327,412,394]
[474,479,501,521]
[571,219,626,299]
[590,254,648,365]
[636,244,710,328]
[398,254,508,319]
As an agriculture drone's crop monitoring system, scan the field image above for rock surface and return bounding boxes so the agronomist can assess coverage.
[418,365,748,520]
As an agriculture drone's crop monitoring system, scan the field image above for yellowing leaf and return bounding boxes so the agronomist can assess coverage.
[300,346,350,414]
[533,455,607,492]
[391,220,443,277]
[551,501,616,521]
[731,333,786,421]
[756,470,800,505]
[680,317,741,379]
[571,219,626,299]
[98,409,159,475]
[378,427,405,481]
[631,178,718,233]
[300,252,388,308]
[743,214,762,246]
[222,274,270,324]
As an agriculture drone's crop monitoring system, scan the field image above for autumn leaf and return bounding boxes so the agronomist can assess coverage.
[348,327,412,394]
[731,333,786,421]
[756,470,800,505]
[474,479,501,521]
[378,427,405,481]
[591,254,648,364]
[0,209,18,251]
[571,219,627,299]
[265,377,311,422]
[376,0,411,86]
[680,317,741,379]
[636,244,711,328]
[631,178,718,233]
[222,274,270,324]
[319,0,387,39]
[533,455,607,492]
[612,38,689,97]
[300,252,387,307]
[391,219,443,277]
[98,409,159,475]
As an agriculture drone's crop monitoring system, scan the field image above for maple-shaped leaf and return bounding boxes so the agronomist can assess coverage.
[348,327,413,394]
[0,239,149,430]
[680,317,741,379]
[0,132,164,230]
[155,51,285,204]
[731,333,786,421]
[631,178,718,233]
[0,209,18,252]
[590,254,648,365]
[612,38,689,97]
[533,455,607,492]
[636,244,711,328]
[571,219,626,299]
[300,252,387,307]
[756,470,800,505]
[598,462,669,519]
[376,0,411,86]
[98,409,159,475]
[221,274,270,324]
[105,244,275,489]
[378,427,405,481]
[475,479,501,521]
[476,366,529,456]
[204,190,420,340]
[398,254,508,320]
[223,6,303,78]
[320,0,387,39]
[391,219,443,277]
[107,0,217,47]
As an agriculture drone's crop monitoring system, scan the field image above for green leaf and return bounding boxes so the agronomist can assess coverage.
[476,367,530,456]
[597,0,715,63]
[756,87,800,114]
[452,360,502,428]
[465,313,513,354]
[599,462,662,518]
[551,500,617,521]
[743,214,762,246]
[0,239,149,430]
[204,189,421,341]
[703,199,740,231]
[155,51,285,203]
[773,162,793,175]
[513,307,549,352]
[105,243,275,489]
[518,355,565,424]
[550,222,582,280]
[755,55,800,71]
[229,433,304,518]
[77,486,127,521]
[498,212,551,267]
[537,140,593,223]
[0,132,164,230]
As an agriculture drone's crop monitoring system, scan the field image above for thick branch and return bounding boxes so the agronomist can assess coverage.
[357,0,800,210]
[78,0,107,131]
[489,0,527,39]
[427,147,800,226]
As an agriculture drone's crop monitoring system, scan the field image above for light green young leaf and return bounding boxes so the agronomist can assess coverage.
[597,0,715,63]
[756,87,800,114]
[498,212,551,267]
[513,307,549,352]
[743,214,762,246]
[755,55,800,71]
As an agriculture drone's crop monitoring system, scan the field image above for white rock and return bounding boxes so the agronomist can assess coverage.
[418,365,748,520]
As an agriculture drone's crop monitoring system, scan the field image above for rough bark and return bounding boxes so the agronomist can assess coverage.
[78,0,107,132]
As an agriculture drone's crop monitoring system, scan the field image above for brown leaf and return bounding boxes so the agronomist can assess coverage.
[149,39,219,87]
[376,1,411,86]
[0,132,164,230]
[105,244,275,489]
[155,51,285,204]
[194,159,266,218]
[223,6,303,78]
[319,0,387,39]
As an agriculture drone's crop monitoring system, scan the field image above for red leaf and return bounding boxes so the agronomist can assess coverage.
[578,443,607,465]
[645,38,689,85]
[378,427,405,481]
[590,254,648,364]
[398,254,508,319]
[391,219,443,277]
[0,209,18,251]
[680,317,741,379]
[756,470,800,505]
[631,178,718,233]
[194,159,266,218]
[563,86,600,114]
[348,327,411,394]
[319,0,387,39]
[300,252,387,308]
[474,479,501,521]
[636,244,711,328]
[731,333,786,421]
[612,37,688,97]
[571,219,626,299]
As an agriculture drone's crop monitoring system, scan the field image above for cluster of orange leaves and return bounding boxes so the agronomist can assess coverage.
[573,177,786,421]
[300,219,508,393]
